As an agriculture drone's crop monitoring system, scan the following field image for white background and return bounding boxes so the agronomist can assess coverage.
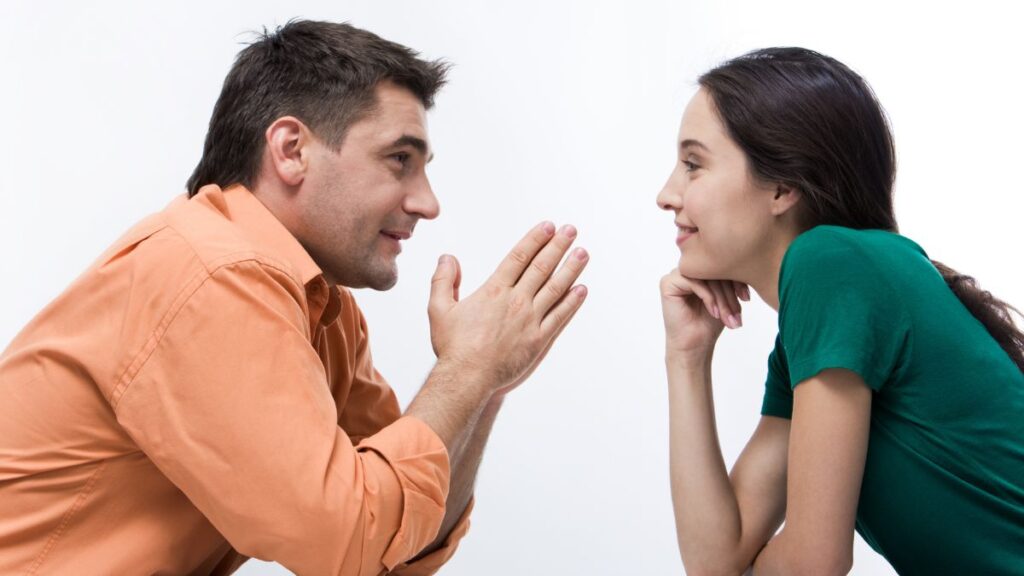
[3,1,1021,574]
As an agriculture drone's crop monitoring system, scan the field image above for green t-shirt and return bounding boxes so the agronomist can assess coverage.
[762,225,1024,575]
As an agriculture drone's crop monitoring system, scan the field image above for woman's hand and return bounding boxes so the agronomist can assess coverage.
[660,267,749,360]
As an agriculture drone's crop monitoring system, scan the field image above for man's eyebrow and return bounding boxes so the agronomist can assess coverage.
[389,135,434,162]
[680,139,710,153]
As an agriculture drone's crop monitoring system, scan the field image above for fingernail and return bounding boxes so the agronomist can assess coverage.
[541,221,555,235]
[740,286,751,301]
[729,314,742,328]
[712,305,720,319]
[560,224,578,239]
[574,247,588,260]
[574,285,588,297]
[438,254,451,264]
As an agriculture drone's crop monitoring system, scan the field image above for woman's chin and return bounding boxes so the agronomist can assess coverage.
[677,257,726,282]
[676,257,707,279]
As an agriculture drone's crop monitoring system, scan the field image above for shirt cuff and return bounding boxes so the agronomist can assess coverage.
[389,498,474,576]
[357,415,451,570]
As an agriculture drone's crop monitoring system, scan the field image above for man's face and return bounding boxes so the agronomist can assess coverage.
[298,81,439,290]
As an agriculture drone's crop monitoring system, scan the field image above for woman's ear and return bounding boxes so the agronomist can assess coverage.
[770,184,801,216]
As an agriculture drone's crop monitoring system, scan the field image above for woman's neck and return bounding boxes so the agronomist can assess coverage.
[749,230,801,312]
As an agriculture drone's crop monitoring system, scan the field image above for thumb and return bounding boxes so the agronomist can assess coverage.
[451,255,462,302]
[429,254,459,314]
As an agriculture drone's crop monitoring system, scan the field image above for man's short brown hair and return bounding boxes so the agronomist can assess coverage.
[186,20,449,196]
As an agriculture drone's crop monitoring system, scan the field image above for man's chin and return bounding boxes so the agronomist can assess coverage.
[327,263,397,291]
[368,274,398,291]
[363,262,399,291]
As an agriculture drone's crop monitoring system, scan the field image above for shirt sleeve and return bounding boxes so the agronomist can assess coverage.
[110,260,450,576]
[761,334,794,419]
[333,289,473,571]
[778,227,912,392]
[389,499,474,576]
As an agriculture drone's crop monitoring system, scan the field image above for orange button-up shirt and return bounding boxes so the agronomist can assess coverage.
[0,184,469,575]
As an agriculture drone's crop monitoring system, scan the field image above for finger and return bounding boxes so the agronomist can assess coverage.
[710,280,742,329]
[515,224,578,297]
[548,296,581,343]
[735,282,751,302]
[540,284,588,335]
[507,297,585,392]
[660,268,700,299]
[712,280,740,318]
[429,254,459,316]
[489,221,557,287]
[706,280,727,321]
[452,254,462,302]
[534,244,588,314]
[662,271,718,319]
[708,280,733,325]
[723,281,743,327]
[533,292,583,364]
[708,280,724,319]
[726,281,744,310]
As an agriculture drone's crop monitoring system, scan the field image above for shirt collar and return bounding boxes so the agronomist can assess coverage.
[193,183,324,286]
[191,184,345,327]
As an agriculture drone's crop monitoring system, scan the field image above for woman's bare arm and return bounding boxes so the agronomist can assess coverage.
[752,368,871,576]
[668,355,790,575]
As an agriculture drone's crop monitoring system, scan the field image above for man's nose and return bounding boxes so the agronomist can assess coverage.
[406,178,440,220]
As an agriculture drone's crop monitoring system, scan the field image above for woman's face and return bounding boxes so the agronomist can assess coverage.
[656,88,788,284]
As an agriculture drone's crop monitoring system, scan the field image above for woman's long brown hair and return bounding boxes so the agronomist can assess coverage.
[700,47,1024,372]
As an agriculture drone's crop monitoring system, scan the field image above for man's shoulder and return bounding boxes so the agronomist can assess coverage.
[156,193,306,287]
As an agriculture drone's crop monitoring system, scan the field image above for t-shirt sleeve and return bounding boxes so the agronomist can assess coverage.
[777,227,911,392]
[761,334,794,419]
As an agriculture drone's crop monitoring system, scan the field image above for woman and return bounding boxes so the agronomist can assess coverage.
[658,47,1024,575]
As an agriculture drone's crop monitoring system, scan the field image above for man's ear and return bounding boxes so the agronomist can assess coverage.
[264,116,312,187]
[770,183,801,217]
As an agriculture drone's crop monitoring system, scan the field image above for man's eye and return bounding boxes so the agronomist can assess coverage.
[392,152,410,165]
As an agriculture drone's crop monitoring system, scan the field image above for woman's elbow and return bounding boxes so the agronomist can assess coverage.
[796,554,852,576]
[680,549,756,576]
[756,550,852,576]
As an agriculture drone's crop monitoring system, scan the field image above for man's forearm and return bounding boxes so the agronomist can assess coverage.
[405,361,491,452]
[433,392,503,553]
[411,392,503,558]
[403,359,505,558]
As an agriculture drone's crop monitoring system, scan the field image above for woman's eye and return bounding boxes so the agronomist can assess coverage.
[682,160,699,172]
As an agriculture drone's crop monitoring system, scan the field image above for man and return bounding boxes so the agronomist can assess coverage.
[0,20,588,575]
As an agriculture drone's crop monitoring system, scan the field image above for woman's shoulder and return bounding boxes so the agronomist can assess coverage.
[779,225,936,309]
[784,225,927,274]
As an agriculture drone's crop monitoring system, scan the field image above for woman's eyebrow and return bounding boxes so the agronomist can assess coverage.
[680,139,710,153]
